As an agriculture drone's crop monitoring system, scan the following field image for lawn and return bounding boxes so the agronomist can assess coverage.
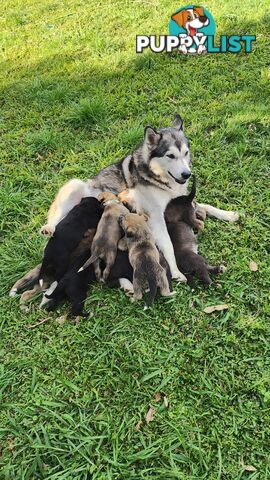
[0,0,269,478]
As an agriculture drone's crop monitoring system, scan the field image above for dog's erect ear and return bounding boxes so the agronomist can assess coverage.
[144,126,161,148]
[171,10,185,27]
[172,114,183,131]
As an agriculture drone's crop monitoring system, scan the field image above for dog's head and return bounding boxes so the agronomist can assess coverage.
[98,191,118,204]
[141,114,192,185]
[119,212,149,239]
[171,7,209,35]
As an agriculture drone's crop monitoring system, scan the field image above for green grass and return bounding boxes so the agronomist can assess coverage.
[0,0,270,478]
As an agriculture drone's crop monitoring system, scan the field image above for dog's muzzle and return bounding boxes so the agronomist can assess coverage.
[169,171,191,184]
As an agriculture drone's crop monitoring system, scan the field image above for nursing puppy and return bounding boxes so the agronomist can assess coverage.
[165,175,204,232]
[44,230,96,317]
[119,213,174,306]
[39,197,103,284]
[165,177,225,288]
[79,192,129,281]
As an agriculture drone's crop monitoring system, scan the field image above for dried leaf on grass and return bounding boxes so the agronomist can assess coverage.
[203,304,229,314]
[240,457,256,472]
[249,261,258,272]
[55,314,68,325]
[145,405,155,424]
[154,392,161,402]
[135,420,143,431]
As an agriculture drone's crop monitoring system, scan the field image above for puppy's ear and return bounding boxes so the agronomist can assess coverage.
[172,114,183,131]
[171,10,185,27]
[118,213,126,227]
[144,126,161,148]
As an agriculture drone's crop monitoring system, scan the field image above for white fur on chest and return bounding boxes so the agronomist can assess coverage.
[132,183,188,215]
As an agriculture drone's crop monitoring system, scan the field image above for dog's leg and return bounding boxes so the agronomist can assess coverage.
[20,284,43,303]
[131,275,143,302]
[102,251,117,282]
[159,270,176,297]
[149,214,186,282]
[94,260,102,282]
[9,264,41,296]
[40,179,92,236]
[197,203,239,222]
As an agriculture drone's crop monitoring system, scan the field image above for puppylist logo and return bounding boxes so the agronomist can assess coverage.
[136,4,256,54]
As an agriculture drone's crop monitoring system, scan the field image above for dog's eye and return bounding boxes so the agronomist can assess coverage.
[167,153,175,159]
[185,151,189,156]
[187,15,191,20]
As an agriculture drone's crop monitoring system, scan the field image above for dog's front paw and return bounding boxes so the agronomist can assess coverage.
[40,224,55,236]
[227,211,240,222]
[172,270,187,282]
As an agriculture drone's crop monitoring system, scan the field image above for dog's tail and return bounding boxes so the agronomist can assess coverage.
[187,174,197,202]
[146,273,158,307]
[78,252,99,272]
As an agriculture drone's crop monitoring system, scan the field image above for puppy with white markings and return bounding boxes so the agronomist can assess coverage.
[78,192,129,281]
[119,212,174,307]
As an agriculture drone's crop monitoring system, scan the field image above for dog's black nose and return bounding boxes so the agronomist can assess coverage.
[199,15,207,23]
[182,171,191,180]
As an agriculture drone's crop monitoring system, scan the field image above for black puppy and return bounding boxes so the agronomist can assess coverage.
[39,197,103,284]
[44,230,96,316]
[45,248,133,317]
[165,176,225,288]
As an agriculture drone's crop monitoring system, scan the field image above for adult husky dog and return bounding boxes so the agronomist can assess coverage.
[10,114,239,294]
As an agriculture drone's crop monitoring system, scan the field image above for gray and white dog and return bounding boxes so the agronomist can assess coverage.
[10,114,238,295]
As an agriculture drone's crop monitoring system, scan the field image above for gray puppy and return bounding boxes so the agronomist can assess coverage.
[79,192,129,281]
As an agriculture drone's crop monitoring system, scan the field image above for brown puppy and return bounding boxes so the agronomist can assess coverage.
[79,192,129,281]
[119,213,174,307]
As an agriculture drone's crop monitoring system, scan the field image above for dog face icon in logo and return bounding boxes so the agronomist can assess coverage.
[169,4,216,54]
[171,6,209,36]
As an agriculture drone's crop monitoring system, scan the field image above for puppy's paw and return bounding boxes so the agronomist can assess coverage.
[40,224,55,236]
[195,219,205,233]
[9,288,17,297]
[219,265,227,273]
[118,189,130,203]
[195,208,206,221]
[118,237,127,251]
[124,289,134,298]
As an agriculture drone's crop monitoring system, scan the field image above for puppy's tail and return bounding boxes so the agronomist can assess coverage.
[146,273,158,307]
[78,252,99,272]
[187,174,197,202]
